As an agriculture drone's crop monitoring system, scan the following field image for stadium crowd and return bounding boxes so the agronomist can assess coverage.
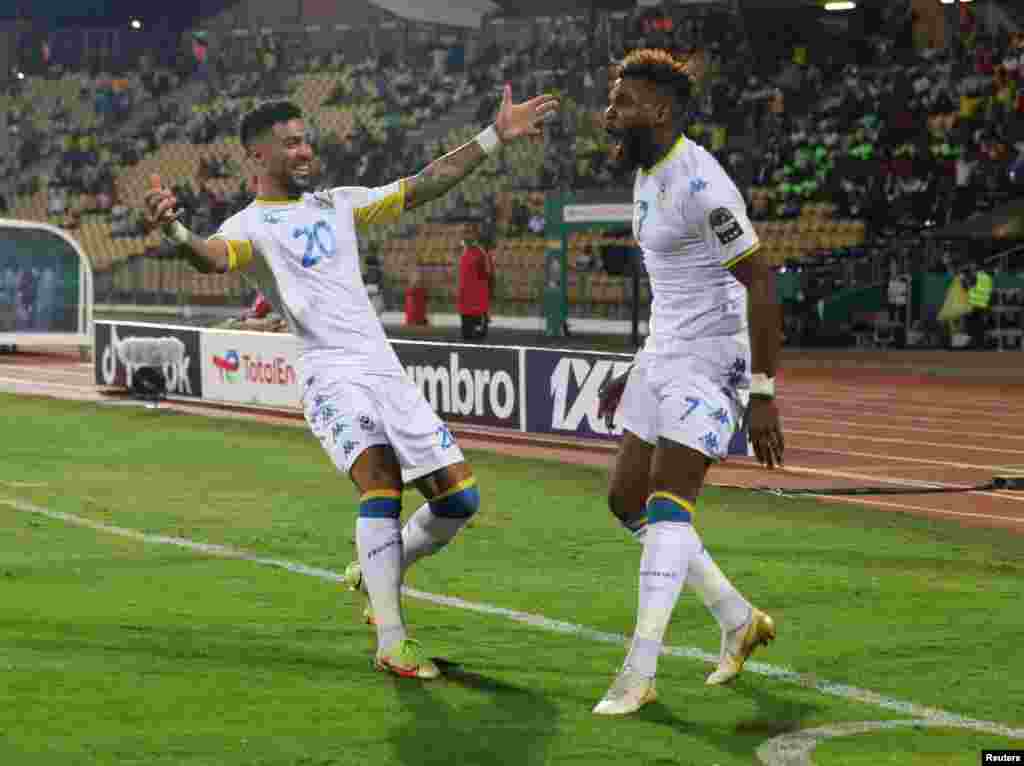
[2,1,1022,339]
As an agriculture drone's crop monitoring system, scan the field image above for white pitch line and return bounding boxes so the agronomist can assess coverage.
[0,375,97,393]
[785,428,1024,457]
[0,365,94,381]
[784,444,1014,473]
[3,496,1022,736]
[757,719,1024,766]
[806,495,1024,524]
[780,391,1024,419]
[778,392,1024,420]
[715,463,1024,506]
[783,415,1024,443]
[790,382,1022,409]
[781,404,1024,434]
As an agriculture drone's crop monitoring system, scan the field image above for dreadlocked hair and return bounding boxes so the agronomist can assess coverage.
[617,49,694,116]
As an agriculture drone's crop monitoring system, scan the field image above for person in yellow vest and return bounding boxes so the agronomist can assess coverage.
[964,266,993,349]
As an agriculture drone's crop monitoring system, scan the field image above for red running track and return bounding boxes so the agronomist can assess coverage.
[2,351,1022,533]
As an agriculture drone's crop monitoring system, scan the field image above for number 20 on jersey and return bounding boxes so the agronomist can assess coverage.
[293,220,337,268]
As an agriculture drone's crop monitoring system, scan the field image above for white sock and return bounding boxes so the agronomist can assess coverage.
[624,514,751,635]
[400,502,472,575]
[356,516,406,651]
[625,521,702,678]
[686,547,752,635]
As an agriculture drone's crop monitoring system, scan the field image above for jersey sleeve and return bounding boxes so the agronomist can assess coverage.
[693,186,761,270]
[332,180,407,228]
[208,213,256,272]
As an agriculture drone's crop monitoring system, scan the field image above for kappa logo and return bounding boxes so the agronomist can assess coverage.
[549,357,633,435]
[708,406,730,425]
[331,419,349,445]
[709,206,744,246]
[358,414,375,432]
[318,403,337,428]
[726,357,748,390]
[701,432,722,455]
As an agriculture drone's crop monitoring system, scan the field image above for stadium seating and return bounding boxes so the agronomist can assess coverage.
[5,7,1020,323]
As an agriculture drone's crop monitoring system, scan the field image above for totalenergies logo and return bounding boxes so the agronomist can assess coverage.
[213,350,241,383]
[214,348,296,387]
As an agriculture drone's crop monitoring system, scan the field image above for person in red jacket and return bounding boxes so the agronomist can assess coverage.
[457,225,493,341]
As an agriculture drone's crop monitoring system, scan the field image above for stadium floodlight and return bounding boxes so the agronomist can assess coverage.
[16,71,25,80]
[130,18,142,29]
[824,1,856,10]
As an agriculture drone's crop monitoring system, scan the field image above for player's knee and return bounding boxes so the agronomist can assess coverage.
[607,488,624,519]
[607,486,638,521]
[429,477,480,519]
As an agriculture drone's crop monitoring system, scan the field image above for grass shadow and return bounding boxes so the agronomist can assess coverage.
[388,659,559,766]
[629,673,825,762]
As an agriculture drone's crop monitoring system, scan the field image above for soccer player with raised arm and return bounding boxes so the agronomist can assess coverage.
[143,89,558,680]
[591,50,785,715]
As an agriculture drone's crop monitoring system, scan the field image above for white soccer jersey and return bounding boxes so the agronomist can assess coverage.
[632,136,761,357]
[213,182,407,376]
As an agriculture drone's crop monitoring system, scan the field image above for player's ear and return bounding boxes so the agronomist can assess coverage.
[654,99,671,127]
[246,143,265,166]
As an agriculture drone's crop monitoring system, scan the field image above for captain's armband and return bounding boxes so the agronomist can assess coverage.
[219,238,254,271]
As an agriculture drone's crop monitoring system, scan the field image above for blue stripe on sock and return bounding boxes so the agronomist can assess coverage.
[429,485,480,519]
[646,497,693,525]
[359,496,401,519]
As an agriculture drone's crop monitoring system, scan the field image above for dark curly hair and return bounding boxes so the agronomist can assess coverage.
[240,100,303,148]
[617,49,694,117]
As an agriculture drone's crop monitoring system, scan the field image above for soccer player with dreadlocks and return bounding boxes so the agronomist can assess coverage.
[593,49,784,715]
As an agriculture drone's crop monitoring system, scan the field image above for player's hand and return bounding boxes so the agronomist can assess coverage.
[597,368,631,430]
[746,397,785,469]
[494,84,560,142]
[143,173,179,233]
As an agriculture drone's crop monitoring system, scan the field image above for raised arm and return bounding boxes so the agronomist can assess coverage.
[403,85,559,211]
[143,174,235,274]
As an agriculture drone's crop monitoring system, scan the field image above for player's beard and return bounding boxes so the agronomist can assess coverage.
[609,124,658,173]
[287,166,315,194]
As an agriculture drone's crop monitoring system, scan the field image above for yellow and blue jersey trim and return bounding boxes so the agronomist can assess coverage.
[647,491,696,524]
[208,234,255,272]
[353,179,407,229]
[723,241,761,270]
[641,134,687,176]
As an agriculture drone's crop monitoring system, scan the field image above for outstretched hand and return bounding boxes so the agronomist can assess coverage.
[494,84,560,142]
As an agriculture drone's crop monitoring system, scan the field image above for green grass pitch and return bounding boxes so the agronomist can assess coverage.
[1,394,1021,765]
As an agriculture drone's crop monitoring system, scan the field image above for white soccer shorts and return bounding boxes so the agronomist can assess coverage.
[619,351,750,461]
[301,371,465,482]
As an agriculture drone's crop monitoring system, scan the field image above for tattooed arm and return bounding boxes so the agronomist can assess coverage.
[403,85,559,212]
[404,139,490,211]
